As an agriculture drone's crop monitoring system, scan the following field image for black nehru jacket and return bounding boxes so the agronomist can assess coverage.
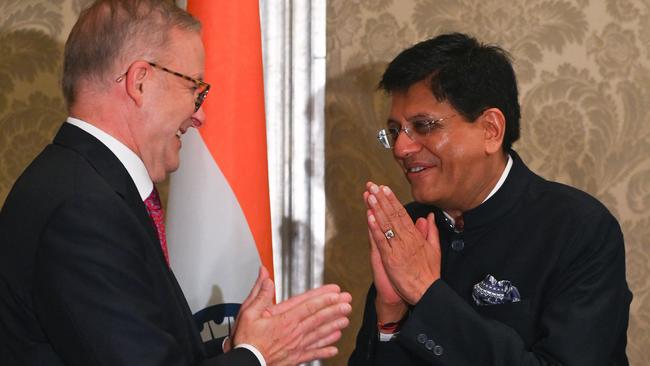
[350,151,631,366]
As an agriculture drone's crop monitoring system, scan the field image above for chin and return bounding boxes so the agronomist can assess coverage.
[165,162,180,176]
[411,186,440,205]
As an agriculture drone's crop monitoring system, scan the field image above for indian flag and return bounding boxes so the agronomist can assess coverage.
[166,0,273,313]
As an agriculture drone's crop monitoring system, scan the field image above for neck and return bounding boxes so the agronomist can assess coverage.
[69,98,140,157]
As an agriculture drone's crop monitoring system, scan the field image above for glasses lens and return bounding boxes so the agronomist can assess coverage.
[412,121,433,136]
[194,85,210,112]
[377,129,396,149]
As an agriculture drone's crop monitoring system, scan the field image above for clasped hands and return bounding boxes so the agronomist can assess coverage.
[226,266,352,366]
[364,181,441,323]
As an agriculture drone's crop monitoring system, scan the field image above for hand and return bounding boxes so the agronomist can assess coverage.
[232,267,352,365]
[365,181,441,304]
[365,189,407,323]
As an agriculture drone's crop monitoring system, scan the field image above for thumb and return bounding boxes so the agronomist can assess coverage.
[426,213,439,246]
[247,278,275,318]
[415,217,428,238]
[241,266,270,310]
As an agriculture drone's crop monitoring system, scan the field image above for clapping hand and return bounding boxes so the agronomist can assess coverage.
[231,267,352,366]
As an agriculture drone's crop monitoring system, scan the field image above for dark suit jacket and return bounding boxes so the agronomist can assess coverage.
[350,151,631,366]
[0,123,258,366]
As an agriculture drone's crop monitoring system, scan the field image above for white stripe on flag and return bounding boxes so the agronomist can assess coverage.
[167,129,260,312]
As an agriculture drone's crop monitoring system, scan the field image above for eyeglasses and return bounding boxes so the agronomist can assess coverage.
[377,114,456,149]
[115,62,211,112]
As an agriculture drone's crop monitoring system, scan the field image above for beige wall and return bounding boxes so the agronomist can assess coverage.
[325,0,650,365]
[0,0,172,210]
[1,0,649,364]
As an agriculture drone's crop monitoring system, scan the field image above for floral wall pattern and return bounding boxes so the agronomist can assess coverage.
[0,0,172,208]
[325,0,650,364]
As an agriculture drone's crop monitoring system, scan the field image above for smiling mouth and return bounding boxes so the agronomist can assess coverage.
[176,127,189,138]
[407,166,427,173]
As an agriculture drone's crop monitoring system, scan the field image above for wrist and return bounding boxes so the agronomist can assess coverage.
[377,311,407,342]
[375,298,408,325]
[408,275,439,304]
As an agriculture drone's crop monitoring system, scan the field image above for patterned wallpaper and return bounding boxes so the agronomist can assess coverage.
[1,0,649,365]
[325,0,650,365]
[0,0,172,210]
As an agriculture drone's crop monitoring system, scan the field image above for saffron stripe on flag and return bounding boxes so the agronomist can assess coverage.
[167,0,274,312]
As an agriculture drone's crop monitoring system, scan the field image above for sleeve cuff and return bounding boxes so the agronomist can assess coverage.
[235,343,266,366]
[378,331,400,342]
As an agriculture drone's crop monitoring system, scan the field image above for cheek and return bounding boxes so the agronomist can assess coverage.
[422,133,451,158]
[444,130,482,161]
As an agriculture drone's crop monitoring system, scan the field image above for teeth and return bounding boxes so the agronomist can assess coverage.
[176,130,182,138]
[409,166,425,173]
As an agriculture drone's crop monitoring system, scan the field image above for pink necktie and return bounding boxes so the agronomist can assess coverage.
[144,187,169,265]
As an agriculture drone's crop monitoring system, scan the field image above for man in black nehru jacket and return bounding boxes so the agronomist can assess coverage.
[350,32,631,365]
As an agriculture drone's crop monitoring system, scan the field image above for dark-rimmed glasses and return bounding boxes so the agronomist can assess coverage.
[377,114,456,149]
[116,62,211,112]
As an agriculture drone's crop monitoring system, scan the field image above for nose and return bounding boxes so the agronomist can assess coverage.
[191,105,206,128]
[393,128,421,159]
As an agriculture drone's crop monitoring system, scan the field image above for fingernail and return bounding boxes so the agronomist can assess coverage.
[382,186,392,195]
[370,184,379,194]
[368,195,377,205]
[368,214,376,223]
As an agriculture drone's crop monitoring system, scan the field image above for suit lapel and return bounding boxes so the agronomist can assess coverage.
[52,123,159,246]
[52,123,206,357]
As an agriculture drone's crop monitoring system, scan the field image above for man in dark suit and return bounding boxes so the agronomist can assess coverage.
[0,1,351,365]
[349,33,631,365]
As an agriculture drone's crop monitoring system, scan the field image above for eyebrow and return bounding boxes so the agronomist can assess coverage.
[386,113,441,125]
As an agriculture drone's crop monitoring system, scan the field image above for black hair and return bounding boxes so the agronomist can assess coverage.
[380,32,520,151]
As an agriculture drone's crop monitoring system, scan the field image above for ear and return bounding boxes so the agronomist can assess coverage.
[123,61,151,108]
[479,108,506,155]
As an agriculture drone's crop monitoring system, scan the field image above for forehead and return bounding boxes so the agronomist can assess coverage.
[165,28,205,73]
[389,80,454,119]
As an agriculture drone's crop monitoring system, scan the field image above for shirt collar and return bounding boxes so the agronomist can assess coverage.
[443,154,513,227]
[66,117,153,201]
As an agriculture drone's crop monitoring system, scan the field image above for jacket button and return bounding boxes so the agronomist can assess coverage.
[424,339,435,350]
[416,333,427,344]
[451,239,464,251]
[433,345,444,356]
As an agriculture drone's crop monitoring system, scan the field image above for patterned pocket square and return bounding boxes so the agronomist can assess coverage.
[472,274,521,306]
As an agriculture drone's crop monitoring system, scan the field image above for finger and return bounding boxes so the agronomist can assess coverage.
[281,292,352,332]
[304,328,344,351]
[368,225,380,256]
[378,185,414,233]
[367,210,393,254]
[415,217,427,237]
[364,182,375,208]
[291,296,352,339]
[294,346,339,364]
[363,190,372,210]
[368,227,392,285]
[426,212,439,244]
[267,284,341,317]
[366,185,400,238]
[241,266,269,310]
